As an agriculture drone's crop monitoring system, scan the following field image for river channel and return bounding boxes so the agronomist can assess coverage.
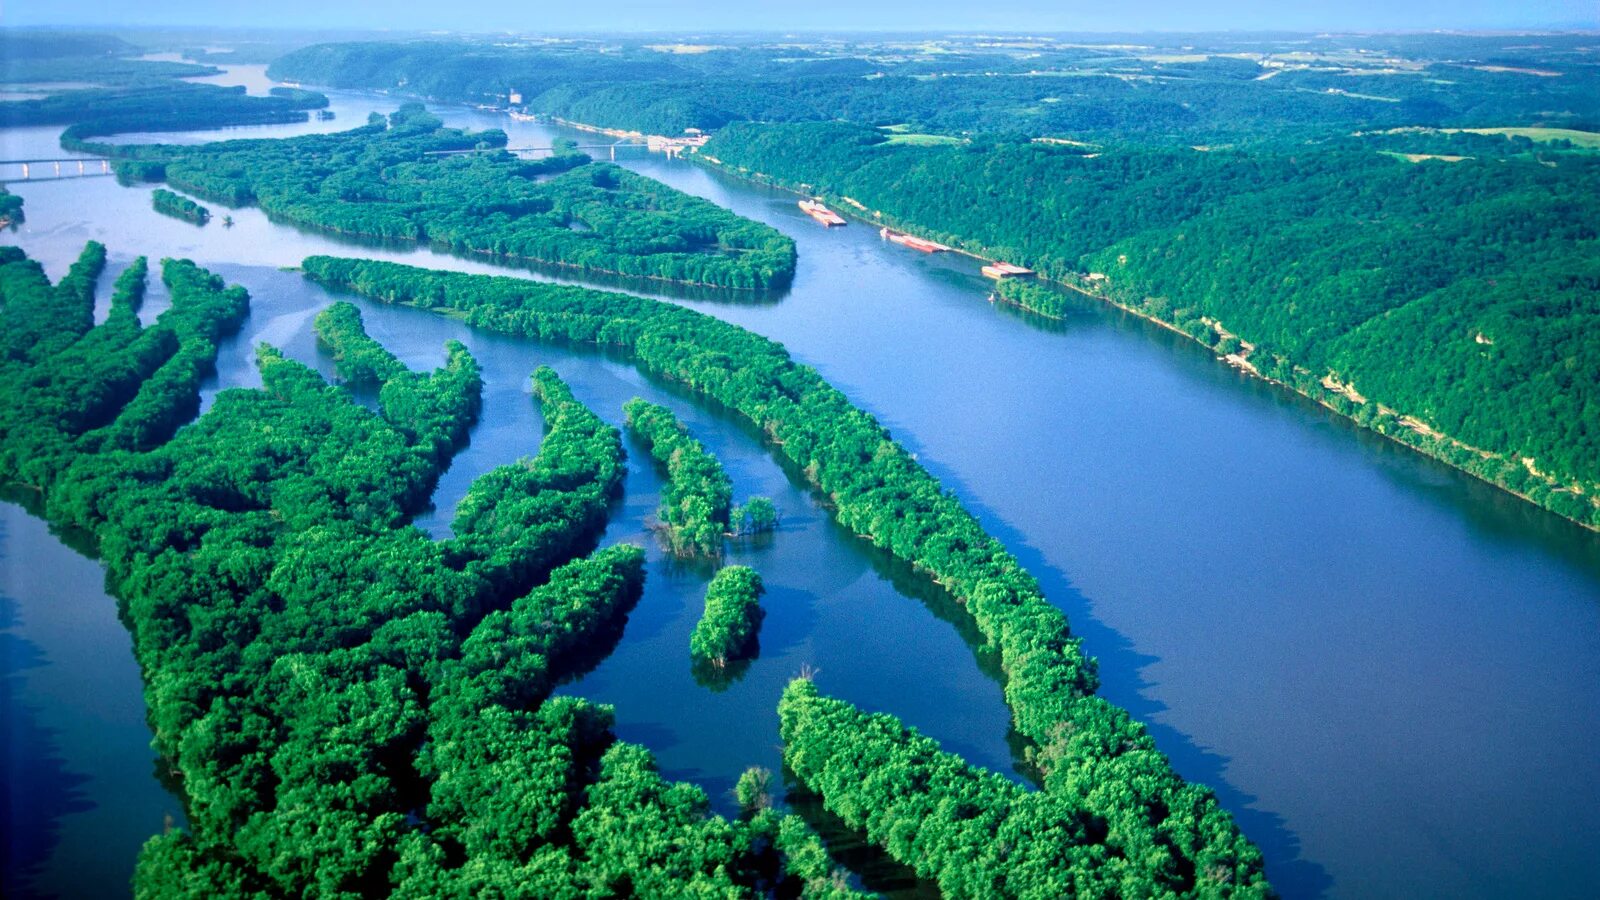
[1,64,1597,899]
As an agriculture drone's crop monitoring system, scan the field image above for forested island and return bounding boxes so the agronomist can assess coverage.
[690,565,765,668]
[249,32,1600,528]
[0,247,876,897]
[5,24,1598,900]
[150,188,209,224]
[625,397,775,555]
[303,254,1271,895]
[84,104,795,290]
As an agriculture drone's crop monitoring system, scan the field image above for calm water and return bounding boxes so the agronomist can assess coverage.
[1,67,1598,899]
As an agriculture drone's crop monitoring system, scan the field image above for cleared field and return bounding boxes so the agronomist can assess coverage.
[1449,126,1600,147]
[879,125,966,146]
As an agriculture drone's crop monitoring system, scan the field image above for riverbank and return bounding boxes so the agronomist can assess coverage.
[687,150,1599,534]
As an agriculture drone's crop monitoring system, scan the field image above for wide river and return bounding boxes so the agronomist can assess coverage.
[2,65,1598,899]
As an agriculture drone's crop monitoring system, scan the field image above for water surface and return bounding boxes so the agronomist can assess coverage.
[0,72,1597,899]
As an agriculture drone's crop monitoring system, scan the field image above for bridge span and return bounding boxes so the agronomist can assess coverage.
[0,157,114,183]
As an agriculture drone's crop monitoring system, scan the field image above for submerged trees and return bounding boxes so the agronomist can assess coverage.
[0,246,850,897]
[689,566,765,668]
[302,254,1271,893]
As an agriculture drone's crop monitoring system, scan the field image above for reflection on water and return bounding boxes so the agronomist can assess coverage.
[0,63,1598,900]
[0,504,186,900]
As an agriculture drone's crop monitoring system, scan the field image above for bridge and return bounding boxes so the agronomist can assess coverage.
[0,157,115,183]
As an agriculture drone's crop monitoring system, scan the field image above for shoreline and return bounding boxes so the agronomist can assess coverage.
[687,151,1599,534]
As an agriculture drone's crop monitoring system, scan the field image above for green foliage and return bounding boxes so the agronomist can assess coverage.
[0,83,326,139]
[110,106,794,290]
[734,496,779,536]
[1,246,827,895]
[151,188,210,225]
[735,766,774,815]
[780,679,1270,898]
[624,396,733,554]
[690,566,765,667]
[268,35,1600,144]
[445,366,625,596]
[115,159,169,185]
[701,121,1600,527]
[302,255,1268,886]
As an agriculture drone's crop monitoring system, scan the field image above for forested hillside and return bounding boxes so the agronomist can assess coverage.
[0,30,219,85]
[91,104,794,290]
[268,34,1600,142]
[0,248,865,897]
[699,122,1600,527]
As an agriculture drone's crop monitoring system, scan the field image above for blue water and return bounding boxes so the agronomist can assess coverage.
[1,64,1597,899]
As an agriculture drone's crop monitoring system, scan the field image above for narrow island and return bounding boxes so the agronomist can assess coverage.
[624,396,775,555]
[304,254,1272,895]
[150,188,210,225]
[0,245,867,895]
[87,104,796,291]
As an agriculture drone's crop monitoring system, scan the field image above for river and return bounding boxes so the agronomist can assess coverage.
[1,64,1597,899]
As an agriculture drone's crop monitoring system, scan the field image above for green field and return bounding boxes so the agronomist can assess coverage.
[1450,126,1600,148]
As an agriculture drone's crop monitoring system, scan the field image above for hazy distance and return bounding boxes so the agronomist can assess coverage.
[5,0,1596,33]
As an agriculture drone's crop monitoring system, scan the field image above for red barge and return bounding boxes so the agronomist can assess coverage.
[879,227,950,253]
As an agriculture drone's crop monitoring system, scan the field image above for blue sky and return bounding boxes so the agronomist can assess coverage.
[7,0,1596,32]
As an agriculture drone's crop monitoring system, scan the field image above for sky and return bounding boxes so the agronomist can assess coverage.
[4,1,1596,33]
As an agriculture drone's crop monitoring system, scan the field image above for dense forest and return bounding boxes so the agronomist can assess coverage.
[150,187,210,224]
[267,34,1600,143]
[0,248,869,897]
[0,31,329,137]
[253,33,1600,524]
[303,255,1271,896]
[90,104,794,290]
[624,396,744,555]
[0,30,221,85]
[690,565,765,669]
[0,83,328,133]
[699,122,1600,527]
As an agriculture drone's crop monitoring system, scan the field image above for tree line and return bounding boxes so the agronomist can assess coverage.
[699,121,1600,529]
[623,396,775,555]
[265,37,1600,146]
[302,254,1270,895]
[151,188,210,224]
[91,104,795,291]
[1,248,861,896]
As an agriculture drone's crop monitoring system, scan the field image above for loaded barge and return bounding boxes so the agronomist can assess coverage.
[799,199,847,226]
[879,227,950,253]
[981,261,1033,279]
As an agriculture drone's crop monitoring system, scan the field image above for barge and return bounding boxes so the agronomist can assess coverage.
[799,199,847,226]
[880,227,949,253]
